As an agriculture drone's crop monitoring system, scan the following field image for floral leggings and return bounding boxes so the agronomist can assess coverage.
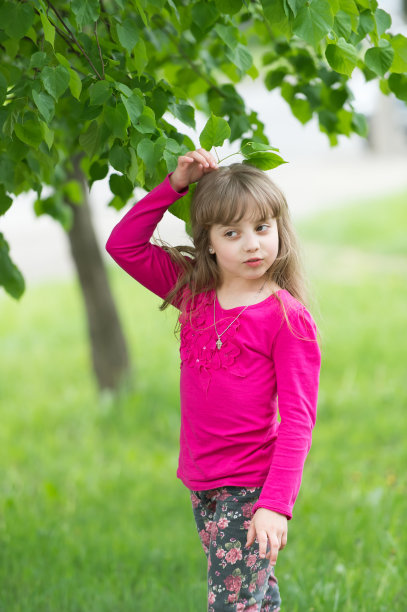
[189,486,282,612]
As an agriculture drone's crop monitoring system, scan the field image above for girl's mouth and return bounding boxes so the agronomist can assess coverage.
[244,259,263,267]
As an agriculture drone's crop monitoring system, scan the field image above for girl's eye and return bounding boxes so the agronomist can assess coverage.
[257,224,269,232]
[225,230,237,238]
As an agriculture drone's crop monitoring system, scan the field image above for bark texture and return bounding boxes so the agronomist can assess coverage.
[65,156,130,391]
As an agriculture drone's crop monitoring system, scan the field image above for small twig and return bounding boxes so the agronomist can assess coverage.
[46,0,103,79]
[94,21,105,78]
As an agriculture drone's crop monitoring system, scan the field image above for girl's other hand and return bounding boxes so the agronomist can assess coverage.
[169,148,218,192]
[245,508,288,566]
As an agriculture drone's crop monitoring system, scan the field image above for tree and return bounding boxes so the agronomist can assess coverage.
[1,0,406,388]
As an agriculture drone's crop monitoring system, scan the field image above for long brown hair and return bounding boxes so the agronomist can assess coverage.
[158,163,308,317]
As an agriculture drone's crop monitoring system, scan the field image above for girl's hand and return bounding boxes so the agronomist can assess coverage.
[246,508,288,566]
[169,148,218,192]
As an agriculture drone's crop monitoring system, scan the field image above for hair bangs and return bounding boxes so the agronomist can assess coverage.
[198,174,283,229]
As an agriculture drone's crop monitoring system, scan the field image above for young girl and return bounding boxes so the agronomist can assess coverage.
[106,149,321,611]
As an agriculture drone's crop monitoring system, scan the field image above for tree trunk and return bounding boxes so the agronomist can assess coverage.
[65,156,130,391]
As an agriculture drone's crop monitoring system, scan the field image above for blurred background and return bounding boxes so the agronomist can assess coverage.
[0,2,406,611]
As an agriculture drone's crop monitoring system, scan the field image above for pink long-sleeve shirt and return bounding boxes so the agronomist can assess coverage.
[106,175,321,519]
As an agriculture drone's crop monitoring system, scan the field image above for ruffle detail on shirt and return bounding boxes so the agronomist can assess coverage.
[179,290,245,391]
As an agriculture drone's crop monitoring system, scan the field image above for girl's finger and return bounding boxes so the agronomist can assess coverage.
[197,148,218,168]
[265,534,280,565]
[189,150,210,167]
[280,533,288,550]
[257,530,269,559]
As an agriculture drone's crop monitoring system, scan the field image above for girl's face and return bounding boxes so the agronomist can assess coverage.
[208,210,279,288]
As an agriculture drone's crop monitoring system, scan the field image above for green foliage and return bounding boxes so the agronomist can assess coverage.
[0,0,406,298]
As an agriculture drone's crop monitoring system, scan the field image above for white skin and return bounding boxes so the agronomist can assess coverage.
[170,149,288,565]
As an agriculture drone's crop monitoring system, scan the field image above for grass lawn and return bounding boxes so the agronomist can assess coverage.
[0,190,406,611]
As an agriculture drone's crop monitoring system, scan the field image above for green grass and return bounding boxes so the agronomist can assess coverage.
[1,189,406,611]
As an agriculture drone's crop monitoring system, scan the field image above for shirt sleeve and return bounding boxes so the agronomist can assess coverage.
[251,306,321,519]
[105,174,189,303]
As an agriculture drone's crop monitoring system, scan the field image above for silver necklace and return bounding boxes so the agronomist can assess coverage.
[214,280,267,350]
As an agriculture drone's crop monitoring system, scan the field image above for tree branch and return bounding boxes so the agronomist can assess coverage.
[94,21,105,79]
[45,0,103,79]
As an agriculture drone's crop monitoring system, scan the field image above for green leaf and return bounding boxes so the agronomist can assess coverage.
[89,161,109,183]
[40,12,55,48]
[109,144,131,173]
[375,9,391,37]
[89,80,112,105]
[243,152,287,171]
[325,38,358,76]
[225,44,253,73]
[214,24,239,50]
[351,112,368,137]
[390,34,407,74]
[333,10,352,40]
[0,186,12,216]
[169,103,196,129]
[338,0,358,16]
[116,21,139,55]
[290,97,313,124]
[109,174,134,201]
[261,0,292,38]
[137,138,157,168]
[364,40,394,77]
[104,104,129,139]
[191,2,219,32]
[388,74,407,102]
[0,232,25,299]
[241,142,279,154]
[69,70,82,100]
[32,90,55,123]
[199,114,231,149]
[30,52,48,69]
[79,121,100,159]
[14,120,44,148]
[0,74,6,107]
[169,183,195,225]
[121,92,144,125]
[34,196,72,230]
[63,181,82,205]
[71,0,100,28]
[130,40,148,75]
[293,0,333,48]
[214,0,243,14]
[43,124,54,150]
[1,1,35,39]
[134,106,156,134]
[41,66,70,101]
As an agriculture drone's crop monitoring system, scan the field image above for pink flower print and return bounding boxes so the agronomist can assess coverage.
[216,548,226,559]
[236,604,246,612]
[224,574,242,593]
[199,529,210,549]
[228,593,238,603]
[249,582,256,593]
[246,605,259,612]
[190,493,200,509]
[246,553,257,568]
[225,547,243,565]
[217,516,230,529]
[205,520,218,540]
[256,569,267,587]
[243,520,251,530]
[208,591,216,605]
[242,502,254,518]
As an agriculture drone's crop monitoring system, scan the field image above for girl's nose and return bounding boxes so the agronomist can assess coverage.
[244,232,260,251]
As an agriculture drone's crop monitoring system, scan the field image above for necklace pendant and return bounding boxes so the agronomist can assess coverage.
[216,338,223,350]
